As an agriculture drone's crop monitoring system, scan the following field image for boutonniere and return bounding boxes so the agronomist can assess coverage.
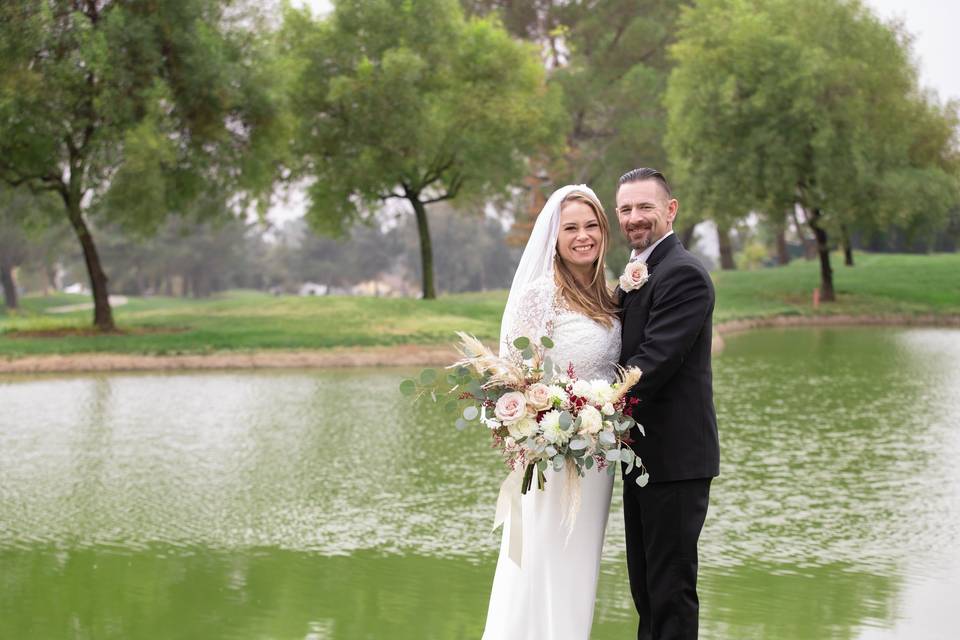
[619,260,649,292]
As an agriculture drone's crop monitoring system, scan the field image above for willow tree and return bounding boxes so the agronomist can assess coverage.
[284,0,562,299]
[665,0,959,300]
[0,1,287,330]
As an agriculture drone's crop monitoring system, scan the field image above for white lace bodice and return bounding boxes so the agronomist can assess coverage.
[504,276,621,382]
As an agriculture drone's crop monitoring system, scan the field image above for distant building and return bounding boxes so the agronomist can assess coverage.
[298,282,329,296]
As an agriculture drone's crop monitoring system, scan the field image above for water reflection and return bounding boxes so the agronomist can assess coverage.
[0,328,958,639]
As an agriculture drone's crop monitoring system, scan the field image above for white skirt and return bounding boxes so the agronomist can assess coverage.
[481,466,614,640]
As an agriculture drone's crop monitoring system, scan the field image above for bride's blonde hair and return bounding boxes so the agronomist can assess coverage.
[553,191,619,327]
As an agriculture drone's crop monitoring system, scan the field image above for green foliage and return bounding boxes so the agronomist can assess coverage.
[665,0,960,235]
[0,1,291,326]
[283,0,563,233]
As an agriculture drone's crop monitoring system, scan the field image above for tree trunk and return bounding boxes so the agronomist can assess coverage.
[64,196,116,331]
[841,224,854,266]
[717,223,736,270]
[776,212,790,265]
[408,193,436,299]
[791,208,817,259]
[680,221,699,248]
[0,260,18,310]
[808,208,835,302]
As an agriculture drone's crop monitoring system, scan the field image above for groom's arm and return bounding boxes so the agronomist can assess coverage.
[624,264,713,400]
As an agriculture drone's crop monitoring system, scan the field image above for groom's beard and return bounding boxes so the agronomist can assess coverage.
[629,228,664,251]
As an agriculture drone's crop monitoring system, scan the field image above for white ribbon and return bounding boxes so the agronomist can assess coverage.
[492,464,584,567]
[493,467,524,566]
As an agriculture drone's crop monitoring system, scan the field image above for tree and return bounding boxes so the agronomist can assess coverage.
[464,1,690,257]
[665,0,959,300]
[283,0,563,299]
[0,1,287,329]
[0,186,63,309]
[0,198,28,310]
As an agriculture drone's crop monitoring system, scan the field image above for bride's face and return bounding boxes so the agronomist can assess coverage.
[556,201,603,270]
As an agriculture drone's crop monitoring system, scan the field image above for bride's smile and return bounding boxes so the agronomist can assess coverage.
[557,201,603,276]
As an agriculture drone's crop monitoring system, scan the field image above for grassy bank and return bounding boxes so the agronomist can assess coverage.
[1,252,958,358]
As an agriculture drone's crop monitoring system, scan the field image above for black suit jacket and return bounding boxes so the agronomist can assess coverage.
[619,233,720,483]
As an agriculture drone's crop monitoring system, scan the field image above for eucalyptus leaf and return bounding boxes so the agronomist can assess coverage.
[636,472,650,487]
[558,411,573,430]
[399,379,416,396]
[420,369,437,385]
[620,448,635,464]
[545,445,558,458]
[636,423,646,437]
[540,336,554,349]
[605,449,621,462]
[569,438,588,451]
[512,336,530,350]
[584,456,595,470]
[553,456,565,471]
[455,418,468,431]
[463,406,479,421]
[542,357,554,376]
[537,459,547,473]
[521,348,534,360]
[599,431,616,445]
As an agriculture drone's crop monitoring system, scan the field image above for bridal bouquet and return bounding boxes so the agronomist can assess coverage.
[400,332,649,492]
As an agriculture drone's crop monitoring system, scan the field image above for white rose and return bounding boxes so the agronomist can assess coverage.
[601,402,615,416]
[508,416,538,440]
[571,379,594,402]
[495,391,527,424]
[579,405,603,435]
[525,383,552,411]
[539,410,570,445]
[620,261,649,292]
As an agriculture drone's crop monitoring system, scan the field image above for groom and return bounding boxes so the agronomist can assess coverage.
[616,168,720,640]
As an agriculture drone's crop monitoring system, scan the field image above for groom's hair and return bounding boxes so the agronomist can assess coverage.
[617,168,672,199]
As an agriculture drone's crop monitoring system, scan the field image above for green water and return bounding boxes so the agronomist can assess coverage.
[1,328,958,639]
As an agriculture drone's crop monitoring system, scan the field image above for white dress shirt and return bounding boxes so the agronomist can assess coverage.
[630,229,675,263]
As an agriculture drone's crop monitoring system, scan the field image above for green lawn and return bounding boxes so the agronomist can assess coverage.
[1,252,958,357]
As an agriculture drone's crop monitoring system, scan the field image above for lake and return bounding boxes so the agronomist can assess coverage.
[1,327,958,639]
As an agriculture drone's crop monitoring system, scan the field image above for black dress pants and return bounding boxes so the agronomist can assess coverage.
[623,477,711,640]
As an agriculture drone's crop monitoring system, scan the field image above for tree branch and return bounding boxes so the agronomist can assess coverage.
[421,172,464,204]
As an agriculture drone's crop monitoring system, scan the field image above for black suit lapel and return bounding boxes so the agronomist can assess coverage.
[620,234,682,316]
[645,233,681,271]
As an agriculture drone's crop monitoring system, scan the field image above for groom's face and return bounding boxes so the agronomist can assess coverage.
[616,180,678,252]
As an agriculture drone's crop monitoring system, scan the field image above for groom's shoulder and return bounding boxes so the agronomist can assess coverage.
[659,249,715,297]
[664,245,711,278]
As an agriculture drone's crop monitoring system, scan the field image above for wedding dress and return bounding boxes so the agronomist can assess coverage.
[482,184,622,640]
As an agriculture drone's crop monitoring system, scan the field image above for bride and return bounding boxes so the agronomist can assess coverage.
[482,185,621,640]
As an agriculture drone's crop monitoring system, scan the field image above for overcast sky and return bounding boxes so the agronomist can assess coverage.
[863,0,959,102]
[270,0,959,225]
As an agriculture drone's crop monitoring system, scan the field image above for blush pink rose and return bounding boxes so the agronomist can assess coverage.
[525,383,552,411]
[619,261,649,292]
[495,391,528,424]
